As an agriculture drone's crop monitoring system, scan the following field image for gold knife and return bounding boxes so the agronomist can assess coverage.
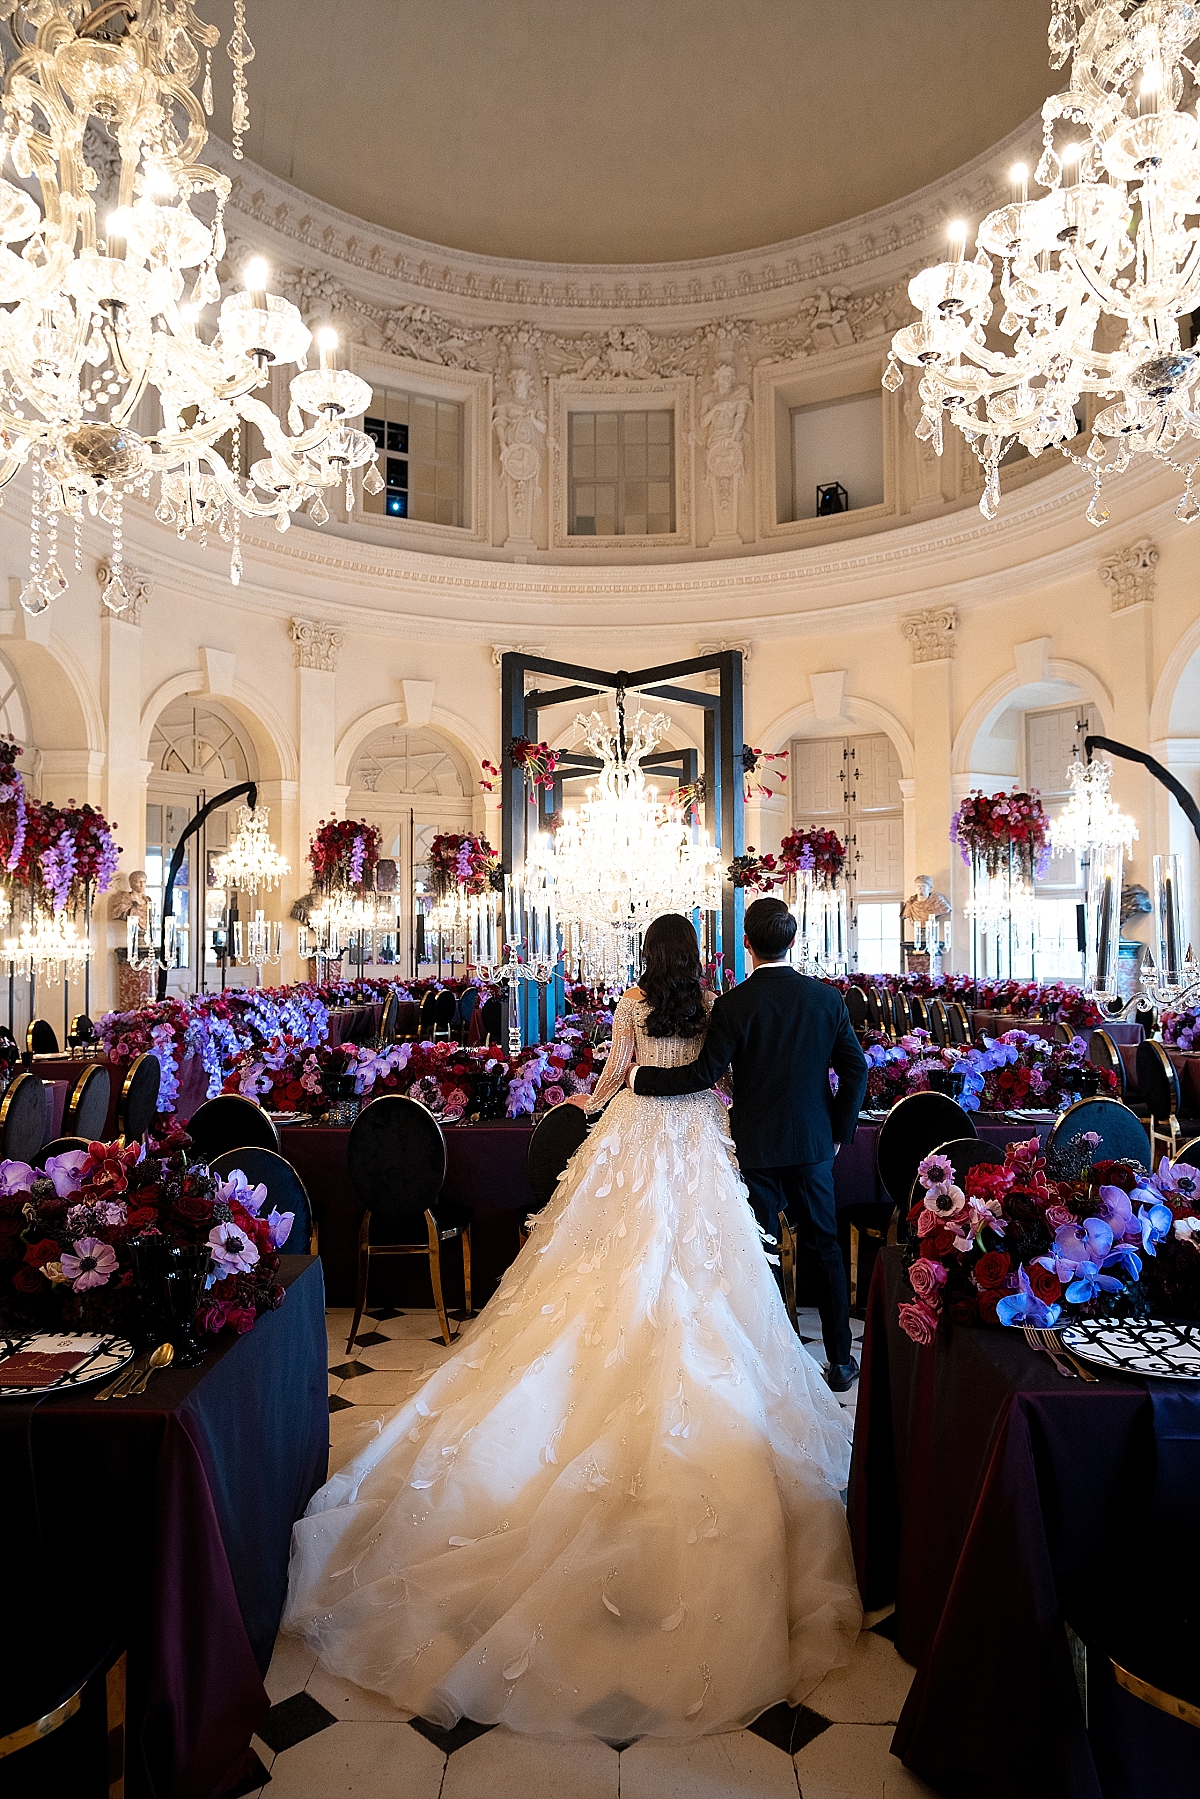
[94,1350,151,1401]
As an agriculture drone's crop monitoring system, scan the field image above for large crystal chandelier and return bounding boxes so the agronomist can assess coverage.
[212,803,287,896]
[540,701,722,985]
[5,907,91,977]
[0,2,381,615]
[1049,756,1138,855]
[890,1,1200,527]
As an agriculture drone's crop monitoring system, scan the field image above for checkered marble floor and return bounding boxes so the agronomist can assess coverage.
[239,1304,937,1798]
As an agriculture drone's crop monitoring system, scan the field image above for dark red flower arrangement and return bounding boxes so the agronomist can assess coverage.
[308,818,381,892]
[428,833,499,898]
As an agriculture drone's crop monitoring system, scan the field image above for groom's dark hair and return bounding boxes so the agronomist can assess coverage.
[744,896,797,961]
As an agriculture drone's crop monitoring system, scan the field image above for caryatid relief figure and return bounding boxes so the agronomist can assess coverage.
[493,367,546,549]
[701,362,751,544]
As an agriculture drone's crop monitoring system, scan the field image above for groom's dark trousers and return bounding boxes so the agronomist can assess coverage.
[632,965,867,1369]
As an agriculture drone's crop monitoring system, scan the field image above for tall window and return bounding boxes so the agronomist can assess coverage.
[363,388,464,527]
[568,409,674,536]
[791,732,904,973]
[1025,704,1090,979]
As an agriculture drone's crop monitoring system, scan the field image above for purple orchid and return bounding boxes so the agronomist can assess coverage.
[265,1208,295,1249]
[215,1169,270,1218]
[996,1264,1062,1328]
[43,1149,90,1198]
[0,1159,36,1196]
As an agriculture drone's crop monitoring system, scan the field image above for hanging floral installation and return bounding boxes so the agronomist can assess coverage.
[741,746,788,802]
[0,737,26,875]
[951,790,1052,882]
[726,827,848,893]
[480,739,562,795]
[308,818,381,895]
[427,833,499,898]
[16,797,119,914]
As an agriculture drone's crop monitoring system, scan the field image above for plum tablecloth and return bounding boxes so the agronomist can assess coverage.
[0,1256,327,1799]
[848,1247,1200,1799]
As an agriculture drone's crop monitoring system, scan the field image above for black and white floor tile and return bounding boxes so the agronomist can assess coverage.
[243,1304,932,1797]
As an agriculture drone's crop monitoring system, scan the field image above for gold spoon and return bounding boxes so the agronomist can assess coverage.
[121,1341,174,1398]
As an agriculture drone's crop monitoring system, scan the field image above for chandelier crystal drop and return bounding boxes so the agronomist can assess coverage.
[6,908,91,978]
[1049,757,1139,855]
[0,3,379,608]
[541,704,722,986]
[211,803,288,896]
[890,2,1200,527]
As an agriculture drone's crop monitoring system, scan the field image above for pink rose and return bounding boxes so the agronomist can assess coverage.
[1045,1205,1073,1231]
[543,1085,566,1108]
[898,1300,940,1347]
[916,1208,941,1238]
[227,1305,257,1335]
[908,1257,948,1301]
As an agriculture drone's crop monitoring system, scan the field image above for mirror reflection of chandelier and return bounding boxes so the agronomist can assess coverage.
[539,701,722,987]
[0,1,382,616]
[300,890,398,966]
[5,909,91,979]
[891,4,1200,528]
[212,805,289,896]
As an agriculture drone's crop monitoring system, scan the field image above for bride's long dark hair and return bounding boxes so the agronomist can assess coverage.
[640,913,708,1039]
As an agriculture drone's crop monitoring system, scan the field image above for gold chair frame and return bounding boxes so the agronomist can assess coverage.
[347,1209,472,1352]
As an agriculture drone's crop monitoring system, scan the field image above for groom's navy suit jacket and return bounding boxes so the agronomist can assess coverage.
[632,965,868,1170]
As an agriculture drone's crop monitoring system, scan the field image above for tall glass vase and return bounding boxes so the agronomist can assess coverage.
[1152,853,1185,990]
[1086,843,1124,1001]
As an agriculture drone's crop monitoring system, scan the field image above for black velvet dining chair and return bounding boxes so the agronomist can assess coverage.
[0,1603,125,1797]
[844,985,869,1035]
[32,1135,90,1168]
[907,993,930,1032]
[65,1063,110,1141]
[876,1089,978,1211]
[523,1102,589,1246]
[1045,1095,1151,1169]
[344,1093,471,1351]
[116,1052,161,1144]
[0,1072,50,1163]
[1136,1039,1200,1164]
[433,987,458,1041]
[187,1094,281,1161]
[376,989,400,1047]
[927,998,950,1047]
[27,1018,58,1055]
[946,1001,971,1046]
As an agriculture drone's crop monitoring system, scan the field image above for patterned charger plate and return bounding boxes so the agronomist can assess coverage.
[1058,1318,1200,1381]
[0,1332,134,1398]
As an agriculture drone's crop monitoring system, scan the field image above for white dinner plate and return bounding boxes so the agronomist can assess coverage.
[0,1331,135,1398]
[1058,1318,1200,1381]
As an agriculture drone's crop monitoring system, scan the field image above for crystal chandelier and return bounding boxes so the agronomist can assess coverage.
[5,907,91,978]
[542,701,722,986]
[0,2,381,615]
[890,2,1200,527]
[212,803,287,896]
[1049,757,1138,855]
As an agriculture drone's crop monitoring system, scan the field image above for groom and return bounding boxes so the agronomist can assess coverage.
[627,896,868,1390]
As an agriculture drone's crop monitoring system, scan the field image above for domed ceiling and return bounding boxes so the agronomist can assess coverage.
[211,0,1054,265]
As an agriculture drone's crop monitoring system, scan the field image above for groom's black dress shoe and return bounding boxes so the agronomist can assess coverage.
[825,1357,859,1393]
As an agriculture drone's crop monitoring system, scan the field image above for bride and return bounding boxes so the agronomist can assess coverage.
[284,913,862,1740]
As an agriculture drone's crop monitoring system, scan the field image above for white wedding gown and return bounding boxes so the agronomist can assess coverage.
[284,990,862,1739]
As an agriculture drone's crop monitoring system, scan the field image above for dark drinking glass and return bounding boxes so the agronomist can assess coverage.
[163,1245,213,1368]
[128,1232,171,1349]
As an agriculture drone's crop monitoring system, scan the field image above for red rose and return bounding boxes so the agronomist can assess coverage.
[947,1298,979,1326]
[12,1263,44,1293]
[126,1206,158,1232]
[973,1251,1012,1293]
[24,1238,61,1269]
[173,1195,214,1227]
[1027,1264,1062,1304]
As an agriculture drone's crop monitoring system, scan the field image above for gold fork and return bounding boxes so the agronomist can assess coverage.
[1022,1323,1075,1378]
[1036,1326,1098,1382]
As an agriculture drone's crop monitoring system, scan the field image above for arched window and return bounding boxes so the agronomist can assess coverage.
[0,654,28,747]
[792,731,903,973]
[348,725,469,798]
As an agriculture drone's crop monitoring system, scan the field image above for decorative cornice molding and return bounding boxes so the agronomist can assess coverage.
[490,642,547,667]
[901,607,957,663]
[1099,538,1159,612]
[290,617,344,671]
[96,559,152,623]
[697,639,752,689]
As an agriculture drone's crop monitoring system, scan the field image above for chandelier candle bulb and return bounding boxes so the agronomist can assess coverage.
[244,258,269,313]
[318,329,337,373]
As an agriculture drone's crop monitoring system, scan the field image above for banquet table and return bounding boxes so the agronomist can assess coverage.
[0,1255,327,1799]
[1118,1042,1200,1113]
[275,1109,1054,1309]
[970,1011,1059,1042]
[324,1000,384,1047]
[848,1247,1200,1799]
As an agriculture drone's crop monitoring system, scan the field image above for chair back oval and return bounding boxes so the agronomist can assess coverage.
[1053,1020,1075,1045]
[1045,1096,1150,1167]
[946,1001,971,1046]
[927,998,949,1047]
[930,1135,1006,1196]
[844,986,869,1032]
[417,991,438,1039]
[433,988,458,1032]
[209,1145,314,1254]
[346,1093,447,1230]
[1135,1040,1180,1120]
[892,992,913,1036]
[32,1134,90,1169]
[1088,1029,1125,1097]
[480,996,502,1044]
[865,987,885,1034]
[117,1052,161,1143]
[68,1013,96,1047]
[27,1018,58,1055]
[66,1064,111,1140]
[188,1094,281,1161]
[876,1090,978,1208]
[458,986,480,1025]
[527,1102,590,1213]
[908,994,930,1032]
[1171,1136,1200,1173]
[0,1071,49,1163]
[377,990,400,1046]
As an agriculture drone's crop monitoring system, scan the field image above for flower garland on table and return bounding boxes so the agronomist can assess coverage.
[779,827,847,889]
[825,973,1104,1031]
[951,789,1052,881]
[427,832,499,899]
[0,1131,289,1339]
[862,1030,962,1110]
[954,1030,1112,1114]
[308,818,381,893]
[897,1139,1200,1346]
[0,735,26,875]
